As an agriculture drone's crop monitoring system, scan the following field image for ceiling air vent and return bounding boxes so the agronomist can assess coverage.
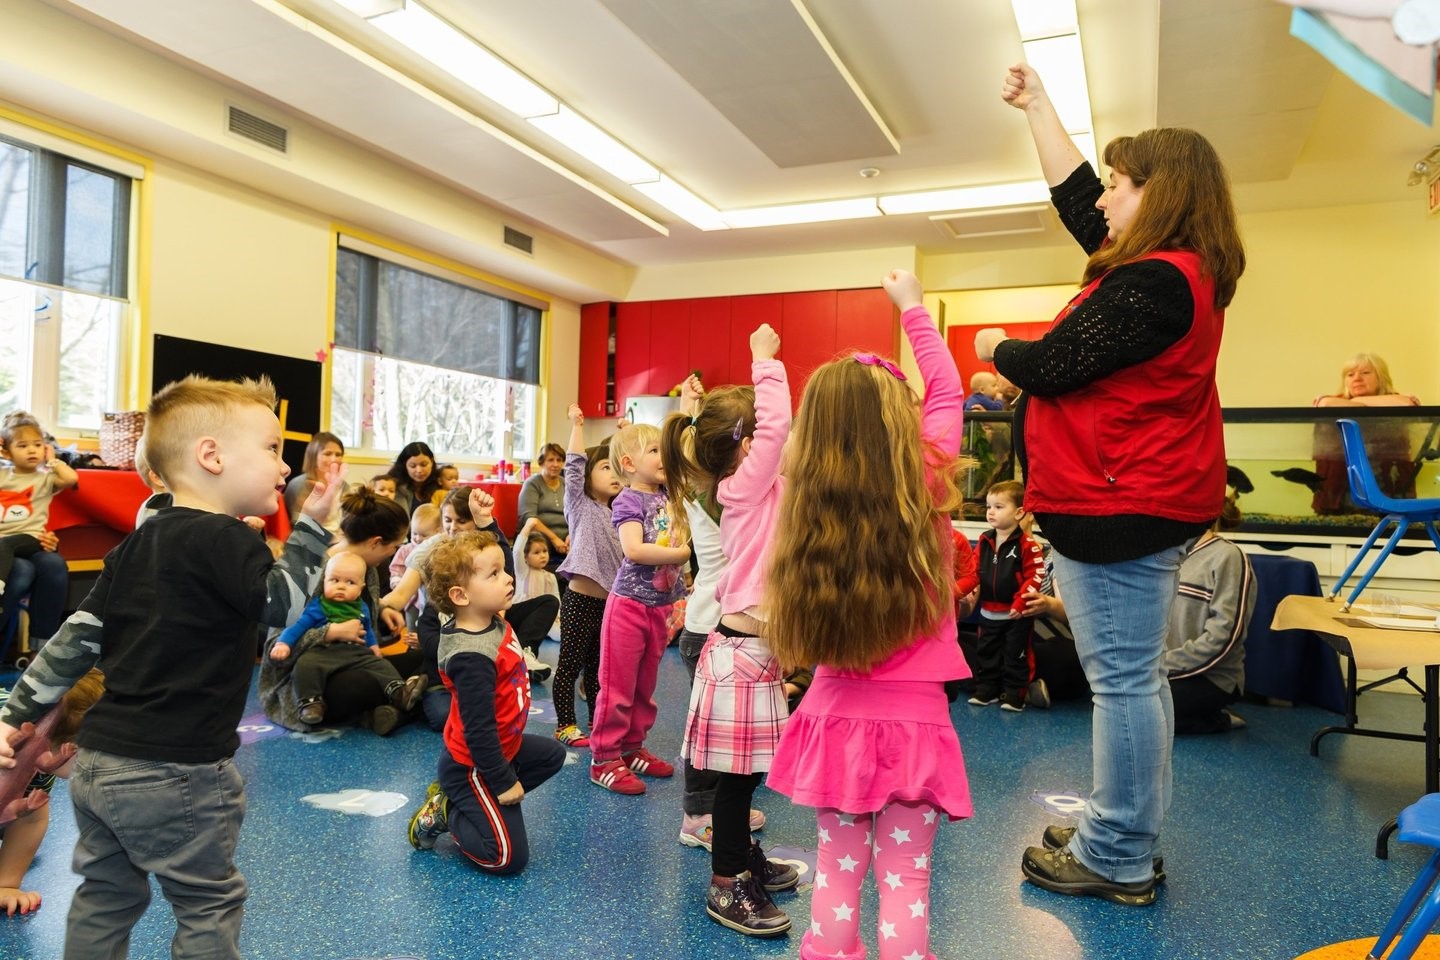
[931,205,1050,240]
[227,105,288,153]
[503,226,534,255]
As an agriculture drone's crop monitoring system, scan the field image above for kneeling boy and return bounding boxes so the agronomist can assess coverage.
[407,531,564,873]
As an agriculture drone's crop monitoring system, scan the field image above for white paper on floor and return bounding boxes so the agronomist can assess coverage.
[301,788,410,817]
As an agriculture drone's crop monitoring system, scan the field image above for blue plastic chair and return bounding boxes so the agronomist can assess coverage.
[1327,419,1440,612]
[1370,794,1440,959]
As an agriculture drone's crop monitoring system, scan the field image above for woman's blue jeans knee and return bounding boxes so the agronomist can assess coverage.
[1052,542,1190,884]
[0,550,69,642]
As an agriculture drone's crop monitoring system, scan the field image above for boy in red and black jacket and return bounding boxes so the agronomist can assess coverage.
[406,530,565,873]
[971,481,1044,712]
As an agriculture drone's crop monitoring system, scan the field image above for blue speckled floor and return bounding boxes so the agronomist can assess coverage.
[0,642,1432,960]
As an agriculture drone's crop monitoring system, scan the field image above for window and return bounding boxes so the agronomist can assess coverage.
[0,133,131,431]
[331,246,543,461]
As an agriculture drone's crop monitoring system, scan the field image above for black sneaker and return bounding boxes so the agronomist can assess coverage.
[1042,825,1165,883]
[999,690,1026,713]
[407,782,449,850]
[747,842,799,892]
[1022,845,1156,906]
[705,872,791,937]
[298,698,325,725]
[967,687,999,706]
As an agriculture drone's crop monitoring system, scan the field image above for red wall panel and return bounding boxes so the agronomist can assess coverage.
[647,299,692,397]
[577,302,611,418]
[727,294,783,388]
[613,301,651,410]
[688,297,732,389]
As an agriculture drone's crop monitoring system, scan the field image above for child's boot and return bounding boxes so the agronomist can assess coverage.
[706,871,791,937]
[747,841,799,891]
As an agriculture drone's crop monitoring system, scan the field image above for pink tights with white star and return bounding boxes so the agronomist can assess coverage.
[800,802,940,960]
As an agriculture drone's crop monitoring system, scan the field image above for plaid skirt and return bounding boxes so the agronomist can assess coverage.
[682,631,788,775]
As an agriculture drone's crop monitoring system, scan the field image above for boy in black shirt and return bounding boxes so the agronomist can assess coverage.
[0,374,338,959]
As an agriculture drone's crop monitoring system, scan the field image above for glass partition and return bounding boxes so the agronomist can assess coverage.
[957,406,1440,537]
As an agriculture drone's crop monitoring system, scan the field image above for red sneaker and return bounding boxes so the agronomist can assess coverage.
[623,747,675,778]
[591,758,646,795]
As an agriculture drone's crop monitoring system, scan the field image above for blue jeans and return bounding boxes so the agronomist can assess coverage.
[1052,542,1191,884]
[0,549,68,642]
[66,748,248,959]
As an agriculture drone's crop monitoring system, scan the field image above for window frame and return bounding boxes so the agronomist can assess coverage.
[0,128,135,433]
[329,238,547,464]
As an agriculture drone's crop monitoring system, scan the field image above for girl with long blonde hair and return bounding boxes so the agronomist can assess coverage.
[765,269,970,960]
[661,327,799,938]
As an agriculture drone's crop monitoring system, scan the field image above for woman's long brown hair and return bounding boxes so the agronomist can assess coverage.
[1086,128,1246,309]
[765,359,963,672]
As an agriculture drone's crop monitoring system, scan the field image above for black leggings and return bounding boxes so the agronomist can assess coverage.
[553,591,604,729]
[324,649,425,721]
[712,771,763,877]
[508,595,560,656]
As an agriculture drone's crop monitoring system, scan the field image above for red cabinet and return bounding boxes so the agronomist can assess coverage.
[837,288,896,357]
[588,287,899,415]
[613,301,651,411]
[781,290,837,401]
[577,302,611,418]
[688,297,731,389]
[728,294,783,389]
[648,300,692,397]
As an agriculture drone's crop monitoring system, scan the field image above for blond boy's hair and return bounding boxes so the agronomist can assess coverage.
[422,530,499,617]
[143,375,277,489]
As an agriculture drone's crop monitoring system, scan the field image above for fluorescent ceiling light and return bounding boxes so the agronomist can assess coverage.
[722,198,881,229]
[1022,34,1092,135]
[333,0,403,16]
[877,181,1051,216]
[367,2,558,118]
[1010,0,1078,41]
[633,176,729,231]
[528,107,658,184]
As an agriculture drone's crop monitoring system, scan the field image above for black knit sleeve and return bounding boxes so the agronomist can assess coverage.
[993,260,1195,397]
[1051,162,1108,254]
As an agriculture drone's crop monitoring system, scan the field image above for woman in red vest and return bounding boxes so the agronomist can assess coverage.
[974,62,1246,906]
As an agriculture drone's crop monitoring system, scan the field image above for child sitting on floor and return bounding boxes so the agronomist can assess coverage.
[406,531,565,873]
[269,551,425,725]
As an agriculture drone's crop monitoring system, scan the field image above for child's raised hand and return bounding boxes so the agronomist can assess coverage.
[680,374,705,403]
[469,487,495,527]
[750,323,780,362]
[881,269,923,312]
[496,781,525,805]
[567,403,585,426]
[301,461,345,523]
[269,641,291,661]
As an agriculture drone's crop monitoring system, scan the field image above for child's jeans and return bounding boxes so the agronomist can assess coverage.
[589,593,671,761]
[66,747,248,960]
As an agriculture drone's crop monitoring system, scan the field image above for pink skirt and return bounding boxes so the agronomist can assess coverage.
[766,676,972,821]
[682,632,788,774]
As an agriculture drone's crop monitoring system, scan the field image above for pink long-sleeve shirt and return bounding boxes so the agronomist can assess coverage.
[714,358,790,618]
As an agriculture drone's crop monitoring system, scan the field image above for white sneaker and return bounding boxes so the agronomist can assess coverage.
[523,648,552,682]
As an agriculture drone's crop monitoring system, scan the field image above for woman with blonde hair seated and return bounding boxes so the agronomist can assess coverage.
[1311,353,1420,515]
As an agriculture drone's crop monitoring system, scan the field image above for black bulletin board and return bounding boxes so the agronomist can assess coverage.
[151,334,324,476]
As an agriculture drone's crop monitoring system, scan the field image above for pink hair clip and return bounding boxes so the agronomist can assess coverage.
[852,352,907,381]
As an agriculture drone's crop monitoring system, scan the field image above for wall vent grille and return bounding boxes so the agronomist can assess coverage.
[227,106,288,153]
[503,226,534,255]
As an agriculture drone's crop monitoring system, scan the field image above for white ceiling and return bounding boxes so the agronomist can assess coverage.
[36,0,1440,272]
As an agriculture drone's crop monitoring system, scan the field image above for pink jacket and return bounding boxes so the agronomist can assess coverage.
[714,359,789,617]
